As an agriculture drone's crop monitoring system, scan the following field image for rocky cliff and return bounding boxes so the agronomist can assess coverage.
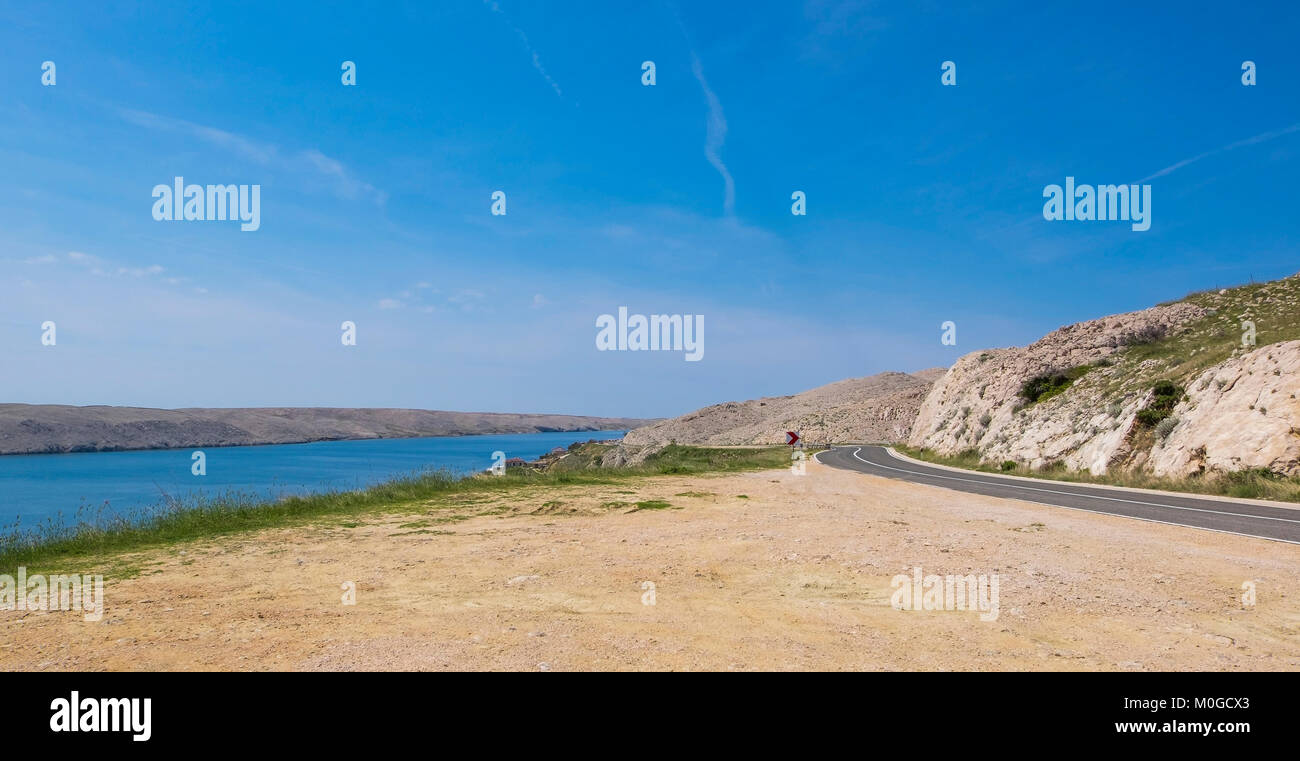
[909,273,1300,477]
[1152,340,1300,477]
[624,369,945,447]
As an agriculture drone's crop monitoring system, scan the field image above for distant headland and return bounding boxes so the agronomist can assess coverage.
[0,404,654,455]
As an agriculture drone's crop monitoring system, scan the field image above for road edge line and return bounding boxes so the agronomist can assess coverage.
[884,446,1300,512]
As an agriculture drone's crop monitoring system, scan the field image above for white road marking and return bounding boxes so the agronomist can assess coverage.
[848,447,1300,524]
[813,447,1300,545]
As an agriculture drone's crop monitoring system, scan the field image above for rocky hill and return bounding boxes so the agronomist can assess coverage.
[623,369,946,447]
[0,405,652,455]
[909,273,1300,477]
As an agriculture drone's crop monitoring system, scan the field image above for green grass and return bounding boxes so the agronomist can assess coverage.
[0,443,789,572]
[1105,274,1300,394]
[895,445,1300,503]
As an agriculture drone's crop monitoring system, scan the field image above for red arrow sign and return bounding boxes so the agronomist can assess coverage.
[785,431,800,446]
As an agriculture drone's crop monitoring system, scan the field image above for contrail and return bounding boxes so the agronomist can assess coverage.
[482,0,563,98]
[689,54,735,216]
[1141,122,1300,182]
[667,2,735,216]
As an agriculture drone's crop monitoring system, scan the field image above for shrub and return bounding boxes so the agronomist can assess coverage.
[1135,380,1184,428]
[1155,416,1179,439]
[1116,324,1167,346]
[979,412,992,427]
[1152,379,1179,397]
[1019,364,1095,404]
[999,460,1017,471]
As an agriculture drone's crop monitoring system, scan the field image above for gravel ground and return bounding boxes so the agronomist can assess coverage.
[3,458,1297,671]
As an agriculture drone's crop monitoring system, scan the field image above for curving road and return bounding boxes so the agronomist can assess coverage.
[815,446,1300,544]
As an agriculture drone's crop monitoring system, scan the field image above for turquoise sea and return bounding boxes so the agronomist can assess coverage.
[0,430,626,531]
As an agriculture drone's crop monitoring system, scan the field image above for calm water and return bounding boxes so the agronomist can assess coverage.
[0,430,626,530]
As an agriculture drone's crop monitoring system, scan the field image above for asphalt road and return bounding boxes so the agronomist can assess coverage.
[815,445,1300,544]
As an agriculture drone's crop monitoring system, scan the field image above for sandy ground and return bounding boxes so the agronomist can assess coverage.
[3,459,1298,671]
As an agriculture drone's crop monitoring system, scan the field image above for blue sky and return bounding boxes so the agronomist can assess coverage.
[1,1,1297,418]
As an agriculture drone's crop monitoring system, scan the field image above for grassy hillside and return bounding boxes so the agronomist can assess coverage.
[1111,274,1300,392]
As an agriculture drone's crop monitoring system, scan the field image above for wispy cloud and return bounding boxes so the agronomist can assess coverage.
[690,53,735,216]
[482,0,563,98]
[448,288,487,312]
[1141,122,1300,182]
[118,108,276,163]
[117,107,388,205]
[117,264,166,278]
[71,251,167,279]
[299,149,386,202]
[375,286,490,314]
[20,251,181,284]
